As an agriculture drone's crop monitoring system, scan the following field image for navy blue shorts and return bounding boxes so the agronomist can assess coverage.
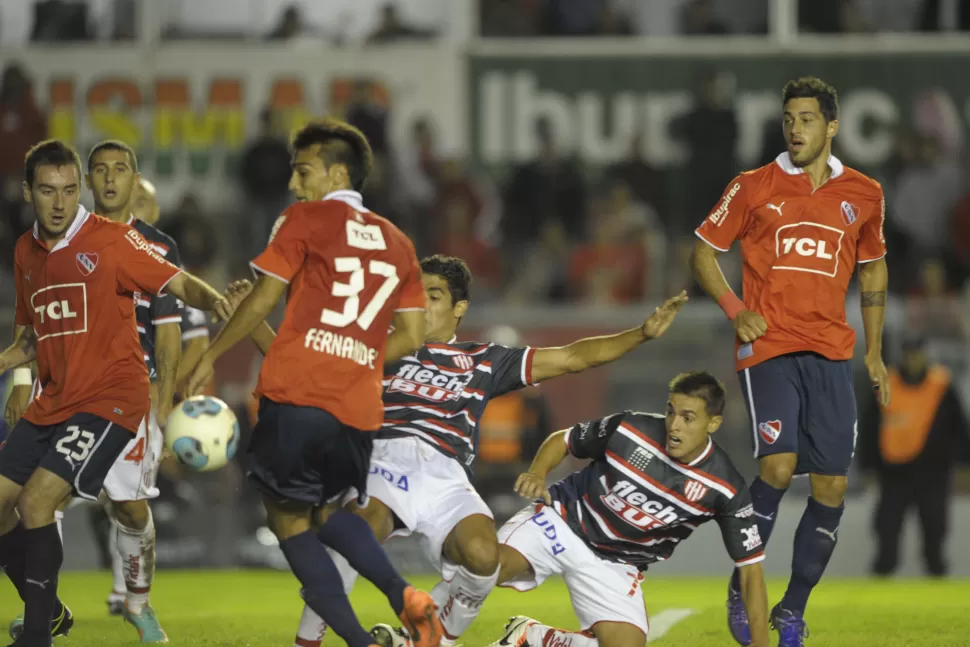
[738,352,857,476]
[246,398,374,506]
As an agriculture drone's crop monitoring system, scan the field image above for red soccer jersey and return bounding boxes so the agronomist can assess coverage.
[695,153,886,371]
[250,190,426,431]
[14,208,182,432]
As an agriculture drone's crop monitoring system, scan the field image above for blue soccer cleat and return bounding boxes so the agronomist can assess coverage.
[123,604,169,643]
[726,583,752,645]
[770,604,809,647]
[8,602,73,640]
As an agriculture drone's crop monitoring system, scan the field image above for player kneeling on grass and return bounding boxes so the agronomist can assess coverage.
[487,373,770,647]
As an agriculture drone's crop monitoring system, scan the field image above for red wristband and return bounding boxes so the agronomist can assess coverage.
[717,292,745,320]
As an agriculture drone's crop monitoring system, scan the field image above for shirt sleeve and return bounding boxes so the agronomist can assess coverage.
[857,189,888,263]
[117,228,182,297]
[565,411,625,461]
[694,175,754,252]
[715,485,766,567]
[396,243,426,312]
[180,306,209,341]
[13,251,31,327]
[250,207,307,284]
[486,344,537,397]
[149,293,183,327]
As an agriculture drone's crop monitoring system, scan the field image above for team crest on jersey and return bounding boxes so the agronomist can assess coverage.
[452,354,475,371]
[75,252,98,276]
[684,480,708,502]
[758,420,781,444]
[840,201,858,226]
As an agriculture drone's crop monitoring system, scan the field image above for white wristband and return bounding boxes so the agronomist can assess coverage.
[12,367,33,387]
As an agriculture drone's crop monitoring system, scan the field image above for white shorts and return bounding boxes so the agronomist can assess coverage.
[498,504,649,636]
[102,412,163,502]
[362,436,493,572]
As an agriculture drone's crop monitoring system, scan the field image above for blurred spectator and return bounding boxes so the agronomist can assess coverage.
[858,333,969,576]
[395,117,440,247]
[905,258,967,350]
[681,0,729,34]
[480,0,541,36]
[367,3,435,44]
[541,0,606,36]
[838,0,872,32]
[503,220,571,304]
[502,117,587,251]
[673,68,738,239]
[345,81,389,157]
[239,109,292,259]
[0,63,46,271]
[919,0,970,31]
[568,181,661,304]
[604,133,665,224]
[267,4,305,40]
[950,164,970,279]
[160,193,224,285]
[891,135,964,271]
[111,0,137,40]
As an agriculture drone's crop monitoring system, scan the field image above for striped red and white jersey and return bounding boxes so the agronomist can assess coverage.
[549,410,764,571]
[378,339,536,469]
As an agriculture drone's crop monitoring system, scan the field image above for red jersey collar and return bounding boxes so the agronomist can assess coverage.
[33,205,92,253]
[774,152,844,179]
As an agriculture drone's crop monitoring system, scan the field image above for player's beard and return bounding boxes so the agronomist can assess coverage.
[38,210,77,240]
[791,138,828,168]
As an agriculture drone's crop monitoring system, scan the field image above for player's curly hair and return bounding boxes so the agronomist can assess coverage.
[669,372,726,417]
[24,139,82,187]
[782,76,839,122]
[291,118,374,192]
[87,139,138,173]
[420,255,472,305]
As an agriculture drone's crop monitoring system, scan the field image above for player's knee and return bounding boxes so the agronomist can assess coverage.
[111,499,150,531]
[810,474,847,507]
[759,455,796,490]
[17,486,60,529]
[459,533,500,576]
[592,621,646,647]
[347,498,393,541]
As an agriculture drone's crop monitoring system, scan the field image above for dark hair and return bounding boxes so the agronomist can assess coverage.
[669,371,726,417]
[87,139,138,172]
[782,76,839,122]
[291,118,374,192]
[24,139,82,187]
[420,255,472,304]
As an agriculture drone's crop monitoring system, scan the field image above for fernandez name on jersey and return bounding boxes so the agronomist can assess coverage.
[550,410,764,570]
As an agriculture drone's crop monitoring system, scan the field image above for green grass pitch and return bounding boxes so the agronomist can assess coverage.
[2,572,969,646]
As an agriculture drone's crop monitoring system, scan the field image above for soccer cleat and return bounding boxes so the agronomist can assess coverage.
[726,583,752,645]
[398,586,444,647]
[488,616,536,647]
[123,604,169,643]
[371,624,414,647]
[770,604,809,647]
[108,596,126,616]
[8,603,74,640]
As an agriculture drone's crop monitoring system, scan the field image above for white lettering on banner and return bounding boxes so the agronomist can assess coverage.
[29,283,88,341]
[708,183,742,226]
[773,222,845,277]
[304,328,378,368]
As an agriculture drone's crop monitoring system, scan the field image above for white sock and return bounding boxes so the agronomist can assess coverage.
[109,517,126,600]
[437,565,499,642]
[526,623,598,647]
[293,549,359,646]
[54,510,63,542]
[430,578,449,608]
[116,509,156,614]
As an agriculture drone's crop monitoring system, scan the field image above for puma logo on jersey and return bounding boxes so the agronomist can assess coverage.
[766,202,785,217]
[601,479,679,529]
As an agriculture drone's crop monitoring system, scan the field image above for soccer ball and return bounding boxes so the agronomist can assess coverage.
[165,395,240,472]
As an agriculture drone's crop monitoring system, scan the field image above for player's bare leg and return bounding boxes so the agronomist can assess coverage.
[726,452,794,645]
[109,498,167,642]
[429,514,500,644]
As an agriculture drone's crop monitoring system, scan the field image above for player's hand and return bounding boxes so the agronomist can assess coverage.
[515,471,552,505]
[223,280,254,315]
[186,357,215,398]
[641,290,688,340]
[3,385,32,427]
[734,309,768,343]
[866,351,891,406]
[156,399,174,430]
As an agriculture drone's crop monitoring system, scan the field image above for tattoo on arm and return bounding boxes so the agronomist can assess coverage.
[861,291,886,307]
[17,327,37,354]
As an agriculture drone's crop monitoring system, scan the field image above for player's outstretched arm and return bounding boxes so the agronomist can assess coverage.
[530,291,687,384]
[859,257,890,406]
[385,310,425,364]
[514,430,569,504]
[0,326,38,375]
[185,275,287,395]
[164,272,233,320]
[738,562,770,647]
[154,322,182,423]
[690,239,766,343]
